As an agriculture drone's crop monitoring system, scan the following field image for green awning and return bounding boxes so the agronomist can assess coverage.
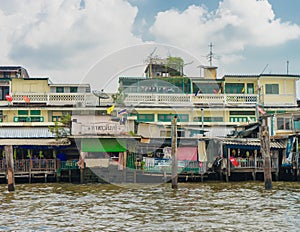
[81,138,126,152]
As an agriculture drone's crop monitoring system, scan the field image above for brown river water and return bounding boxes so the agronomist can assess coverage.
[0,181,299,231]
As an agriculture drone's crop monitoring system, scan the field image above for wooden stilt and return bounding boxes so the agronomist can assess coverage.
[171,116,178,189]
[5,145,15,191]
[133,170,136,183]
[260,117,272,190]
[252,171,256,181]
[163,168,167,182]
[226,147,230,182]
[69,169,72,183]
[80,168,84,184]
[123,151,127,182]
[78,151,87,184]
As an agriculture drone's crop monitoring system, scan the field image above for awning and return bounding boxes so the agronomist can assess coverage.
[0,127,56,138]
[177,147,197,161]
[222,139,286,150]
[81,138,126,152]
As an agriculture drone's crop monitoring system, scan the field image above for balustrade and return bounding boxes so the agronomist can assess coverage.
[124,93,258,106]
[0,159,57,173]
[8,92,258,106]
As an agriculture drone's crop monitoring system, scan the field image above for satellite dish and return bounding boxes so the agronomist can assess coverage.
[92,89,109,99]
[92,89,110,106]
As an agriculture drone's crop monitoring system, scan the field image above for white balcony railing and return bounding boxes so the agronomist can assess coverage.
[5,92,259,107]
[124,93,259,106]
[8,92,113,106]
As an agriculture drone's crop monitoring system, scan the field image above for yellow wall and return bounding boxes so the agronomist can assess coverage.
[260,77,297,105]
[11,79,50,93]
[3,109,49,123]
[260,77,296,95]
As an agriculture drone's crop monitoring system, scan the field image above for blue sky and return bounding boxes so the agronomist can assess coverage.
[0,0,300,94]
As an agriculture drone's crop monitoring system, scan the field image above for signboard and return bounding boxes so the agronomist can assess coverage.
[71,115,126,135]
[81,122,125,135]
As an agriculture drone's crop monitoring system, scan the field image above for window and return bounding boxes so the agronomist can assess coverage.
[225,83,244,94]
[137,114,154,122]
[52,116,60,122]
[0,86,9,100]
[193,83,222,94]
[158,114,189,122]
[3,72,10,78]
[70,87,78,93]
[265,84,279,94]
[30,110,41,115]
[56,87,64,93]
[18,110,28,115]
[158,114,173,122]
[247,83,254,94]
[230,111,255,116]
[193,117,224,122]
[277,118,291,130]
[230,117,255,123]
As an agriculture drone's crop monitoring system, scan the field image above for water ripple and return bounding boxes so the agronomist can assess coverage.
[0,181,299,231]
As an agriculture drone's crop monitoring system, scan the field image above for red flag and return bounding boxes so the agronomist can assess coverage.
[5,94,13,102]
[23,96,30,103]
[230,157,239,167]
[257,105,266,115]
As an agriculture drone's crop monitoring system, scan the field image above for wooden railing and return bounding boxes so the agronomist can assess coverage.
[0,159,57,173]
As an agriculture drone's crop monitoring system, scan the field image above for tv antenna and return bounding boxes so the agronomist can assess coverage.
[206,42,219,66]
[145,47,159,78]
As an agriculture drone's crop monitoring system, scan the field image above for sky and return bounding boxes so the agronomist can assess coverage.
[1,0,300,95]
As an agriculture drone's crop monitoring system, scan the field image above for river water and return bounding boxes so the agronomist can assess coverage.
[0,182,299,231]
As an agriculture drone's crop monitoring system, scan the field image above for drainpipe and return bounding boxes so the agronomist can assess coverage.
[201,108,204,130]
[296,136,299,180]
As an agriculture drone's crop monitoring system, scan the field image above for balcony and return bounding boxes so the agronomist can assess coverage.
[3,92,113,106]
[123,93,259,107]
[2,92,260,107]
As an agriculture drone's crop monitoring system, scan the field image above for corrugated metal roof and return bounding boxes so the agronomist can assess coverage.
[0,127,55,138]
[220,138,286,149]
[0,138,70,146]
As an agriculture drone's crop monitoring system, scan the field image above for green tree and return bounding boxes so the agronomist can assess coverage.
[166,56,184,76]
[49,113,71,140]
[111,87,127,106]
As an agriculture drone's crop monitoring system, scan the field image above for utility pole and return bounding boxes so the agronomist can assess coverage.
[260,117,272,190]
[171,116,178,189]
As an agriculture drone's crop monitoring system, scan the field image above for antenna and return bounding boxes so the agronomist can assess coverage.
[260,64,269,74]
[287,60,289,74]
[206,42,218,66]
[145,47,158,78]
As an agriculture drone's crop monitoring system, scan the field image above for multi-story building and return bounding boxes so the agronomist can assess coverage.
[119,60,300,137]
[0,61,299,183]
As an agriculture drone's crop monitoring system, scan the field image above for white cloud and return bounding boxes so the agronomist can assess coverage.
[149,0,300,65]
[0,0,142,82]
